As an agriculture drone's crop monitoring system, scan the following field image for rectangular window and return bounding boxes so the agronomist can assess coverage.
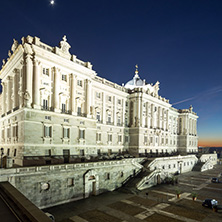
[44,126,52,137]
[43,99,48,110]
[7,148,10,156]
[7,127,11,138]
[14,149,17,157]
[144,136,147,143]
[62,103,66,113]
[2,129,5,139]
[64,119,69,123]
[108,134,112,142]
[96,92,100,98]
[77,107,81,115]
[45,116,51,120]
[79,129,85,139]
[96,133,101,141]
[12,125,18,137]
[107,114,111,124]
[63,128,70,138]
[62,74,67,81]
[118,135,122,143]
[80,149,84,156]
[125,136,128,143]
[118,99,121,105]
[67,178,74,187]
[43,68,49,76]
[77,79,82,87]
[106,173,110,180]
[96,112,101,122]
[108,96,112,102]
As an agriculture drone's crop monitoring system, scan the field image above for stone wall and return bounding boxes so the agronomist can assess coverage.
[0,158,143,209]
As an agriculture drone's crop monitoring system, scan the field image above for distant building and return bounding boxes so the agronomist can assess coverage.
[0,35,198,166]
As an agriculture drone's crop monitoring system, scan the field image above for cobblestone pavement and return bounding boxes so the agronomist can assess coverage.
[46,164,222,222]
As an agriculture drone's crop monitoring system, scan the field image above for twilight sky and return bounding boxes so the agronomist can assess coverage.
[0,0,222,147]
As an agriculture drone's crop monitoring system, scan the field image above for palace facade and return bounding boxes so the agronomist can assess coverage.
[0,35,198,166]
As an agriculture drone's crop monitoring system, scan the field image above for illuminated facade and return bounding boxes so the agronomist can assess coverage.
[0,35,198,166]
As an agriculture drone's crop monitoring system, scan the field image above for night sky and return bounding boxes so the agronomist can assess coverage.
[0,0,221,146]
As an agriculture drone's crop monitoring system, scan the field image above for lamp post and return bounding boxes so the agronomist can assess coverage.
[0,148,4,168]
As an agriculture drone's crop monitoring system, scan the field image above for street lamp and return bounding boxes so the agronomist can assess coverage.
[0,148,4,168]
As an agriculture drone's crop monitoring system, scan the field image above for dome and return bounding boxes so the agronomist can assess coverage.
[125,65,145,90]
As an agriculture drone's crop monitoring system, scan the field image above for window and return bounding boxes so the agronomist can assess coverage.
[62,74,67,81]
[173,164,176,168]
[7,148,10,156]
[2,129,5,140]
[12,125,18,137]
[168,164,171,169]
[43,99,48,110]
[64,119,69,123]
[108,96,112,102]
[106,173,110,180]
[107,114,111,124]
[43,68,49,76]
[125,135,128,143]
[144,136,147,144]
[96,112,101,122]
[63,128,70,138]
[77,107,81,115]
[44,125,52,137]
[118,99,121,105]
[96,92,100,98]
[45,116,51,120]
[150,137,153,144]
[79,129,85,139]
[120,172,124,177]
[80,149,84,156]
[7,127,11,138]
[77,79,82,87]
[14,149,17,157]
[67,178,74,187]
[117,117,121,126]
[96,133,101,141]
[97,149,101,155]
[62,103,66,113]
[118,135,122,143]
[108,134,112,142]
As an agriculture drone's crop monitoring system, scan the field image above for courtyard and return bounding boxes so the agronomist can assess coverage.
[46,164,222,222]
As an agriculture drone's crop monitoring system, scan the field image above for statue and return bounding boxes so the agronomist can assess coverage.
[153,81,160,95]
[11,39,19,52]
[59,35,71,54]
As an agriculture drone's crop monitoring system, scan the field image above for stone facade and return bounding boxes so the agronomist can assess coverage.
[0,35,198,166]
[0,158,143,208]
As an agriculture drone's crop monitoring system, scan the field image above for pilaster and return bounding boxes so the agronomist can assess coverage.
[33,59,41,109]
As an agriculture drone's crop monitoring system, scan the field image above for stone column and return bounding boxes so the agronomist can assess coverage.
[18,70,24,108]
[113,96,116,125]
[70,74,77,115]
[139,96,143,127]
[54,68,60,112]
[102,92,106,124]
[24,54,33,108]
[151,104,154,128]
[12,69,19,110]
[166,110,169,131]
[122,99,125,126]
[1,82,5,114]
[7,77,12,112]
[146,102,149,128]
[86,79,92,117]
[33,59,41,109]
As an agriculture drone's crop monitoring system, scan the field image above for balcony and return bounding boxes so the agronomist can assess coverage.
[41,106,54,111]
[77,112,87,117]
[106,121,114,125]
[61,110,72,115]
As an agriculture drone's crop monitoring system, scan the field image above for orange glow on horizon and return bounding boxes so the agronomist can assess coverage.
[198,138,222,147]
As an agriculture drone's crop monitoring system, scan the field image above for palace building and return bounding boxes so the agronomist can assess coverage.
[0,35,198,166]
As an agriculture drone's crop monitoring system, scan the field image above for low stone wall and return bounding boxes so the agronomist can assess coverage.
[0,158,144,209]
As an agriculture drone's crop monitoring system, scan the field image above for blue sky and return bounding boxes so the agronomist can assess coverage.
[0,0,222,146]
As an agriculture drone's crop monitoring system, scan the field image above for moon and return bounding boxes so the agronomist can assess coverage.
[50,0,55,5]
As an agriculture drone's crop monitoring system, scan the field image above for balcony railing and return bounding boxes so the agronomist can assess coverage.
[61,110,72,115]
[77,112,87,117]
[106,121,114,125]
[41,106,54,111]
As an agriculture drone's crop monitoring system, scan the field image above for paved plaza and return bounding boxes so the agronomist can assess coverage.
[46,164,222,222]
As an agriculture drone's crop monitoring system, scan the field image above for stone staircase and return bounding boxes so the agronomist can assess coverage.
[192,161,205,171]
